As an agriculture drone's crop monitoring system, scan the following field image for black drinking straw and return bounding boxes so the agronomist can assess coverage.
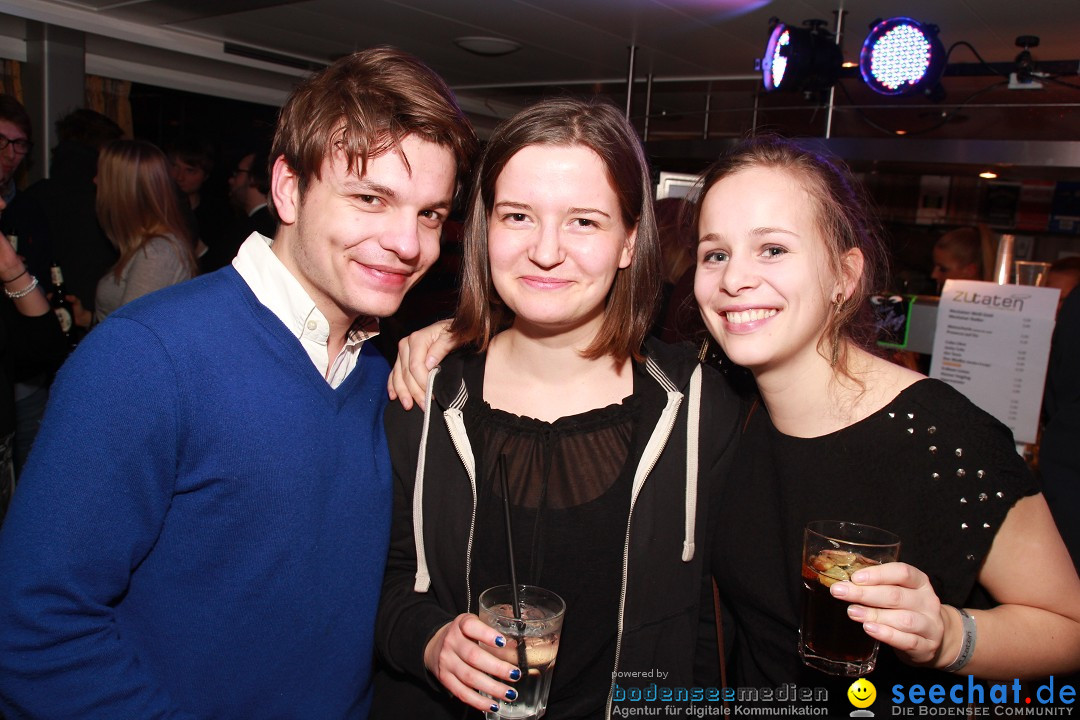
[498,455,522,618]
[498,454,529,677]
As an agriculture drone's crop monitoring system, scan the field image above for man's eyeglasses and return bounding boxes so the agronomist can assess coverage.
[0,133,32,155]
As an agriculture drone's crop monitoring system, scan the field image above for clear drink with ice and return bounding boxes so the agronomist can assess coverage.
[479,585,565,719]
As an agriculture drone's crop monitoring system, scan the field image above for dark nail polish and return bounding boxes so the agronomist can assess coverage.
[509,668,521,681]
[494,635,506,648]
[490,703,500,713]
[505,688,518,701]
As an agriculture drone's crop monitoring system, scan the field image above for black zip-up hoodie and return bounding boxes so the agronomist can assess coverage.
[373,338,741,719]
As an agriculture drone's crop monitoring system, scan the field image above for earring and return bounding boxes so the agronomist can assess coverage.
[830,293,844,365]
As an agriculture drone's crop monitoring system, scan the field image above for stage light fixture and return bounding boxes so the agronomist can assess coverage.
[860,17,946,96]
[761,18,843,96]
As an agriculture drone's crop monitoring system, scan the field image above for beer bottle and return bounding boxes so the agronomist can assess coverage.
[49,263,74,336]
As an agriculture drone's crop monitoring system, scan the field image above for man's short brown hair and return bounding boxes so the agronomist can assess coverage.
[270,46,476,212]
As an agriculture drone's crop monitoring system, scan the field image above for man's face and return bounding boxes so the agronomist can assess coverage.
[228,153,255,208]
[271,134,456,327]
[0,119,29,188]
[170,158,208,196]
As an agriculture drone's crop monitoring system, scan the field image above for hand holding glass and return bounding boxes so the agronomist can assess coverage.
[479,585,565,719]
[799,520,901,676]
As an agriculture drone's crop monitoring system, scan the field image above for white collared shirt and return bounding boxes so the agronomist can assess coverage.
[232,233,378,388]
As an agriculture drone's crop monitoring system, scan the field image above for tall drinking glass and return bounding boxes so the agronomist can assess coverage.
[1014,260,1051,287]
[479,584,565,719]
[799,520,901,676]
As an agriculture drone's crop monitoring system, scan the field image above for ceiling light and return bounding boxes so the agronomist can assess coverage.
[860,17,946,96]
[760,19,842,95]
[454,36,521,57]
[979,171,998,179]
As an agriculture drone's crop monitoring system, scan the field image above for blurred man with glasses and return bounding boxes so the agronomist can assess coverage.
[203,144,276,272]
[0,95,32,204]
[0,95,61,481]
[0,95,38,266]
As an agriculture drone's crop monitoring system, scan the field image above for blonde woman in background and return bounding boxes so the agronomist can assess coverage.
[75,139,197,327]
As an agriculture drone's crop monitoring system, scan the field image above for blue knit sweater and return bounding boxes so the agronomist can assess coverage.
[0,268,393,719]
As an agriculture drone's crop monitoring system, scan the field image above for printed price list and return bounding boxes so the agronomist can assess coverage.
[929,280,1059,444]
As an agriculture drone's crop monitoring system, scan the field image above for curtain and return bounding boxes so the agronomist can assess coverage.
[0,60,22,100]
[86,75,132,138]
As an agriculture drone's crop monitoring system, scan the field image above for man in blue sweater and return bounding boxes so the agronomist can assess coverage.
[0,48,476,719]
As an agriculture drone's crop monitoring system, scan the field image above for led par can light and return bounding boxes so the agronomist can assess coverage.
[860,17,946,96]
[761,19,842,94]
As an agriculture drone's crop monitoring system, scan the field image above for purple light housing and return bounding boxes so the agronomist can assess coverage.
[761,19,842,95]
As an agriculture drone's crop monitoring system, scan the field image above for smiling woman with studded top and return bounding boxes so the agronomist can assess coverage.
[695,136,1080,708]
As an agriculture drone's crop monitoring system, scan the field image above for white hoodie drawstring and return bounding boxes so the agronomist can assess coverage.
[681,364,702,562]
[412,367,440,592]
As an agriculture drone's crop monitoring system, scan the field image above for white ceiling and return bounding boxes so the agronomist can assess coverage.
[0,0,1077,179]
[74,0,1080,85]
[0,0,1075,110]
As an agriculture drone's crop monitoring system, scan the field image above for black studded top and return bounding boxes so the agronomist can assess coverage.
[715,378,1039,702]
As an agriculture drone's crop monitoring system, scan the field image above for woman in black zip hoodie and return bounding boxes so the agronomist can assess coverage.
[372,98,741,720]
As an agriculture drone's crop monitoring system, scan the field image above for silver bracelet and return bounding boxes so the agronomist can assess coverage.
[4,275,38,299]
[941,606,977,673]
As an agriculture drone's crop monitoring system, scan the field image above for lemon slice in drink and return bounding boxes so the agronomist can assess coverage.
[525,640,558,666]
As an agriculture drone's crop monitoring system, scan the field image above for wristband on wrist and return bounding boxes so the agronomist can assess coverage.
[1,267,27,283]
[941,606,977,673]
[4,275,38,299]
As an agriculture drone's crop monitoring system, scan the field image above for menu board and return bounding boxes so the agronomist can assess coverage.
[929,280,1059,444]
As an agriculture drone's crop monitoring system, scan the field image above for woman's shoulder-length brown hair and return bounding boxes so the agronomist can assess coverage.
[450,97,661,361]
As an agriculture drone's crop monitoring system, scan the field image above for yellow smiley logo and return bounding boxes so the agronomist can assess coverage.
[848,678,876,709]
